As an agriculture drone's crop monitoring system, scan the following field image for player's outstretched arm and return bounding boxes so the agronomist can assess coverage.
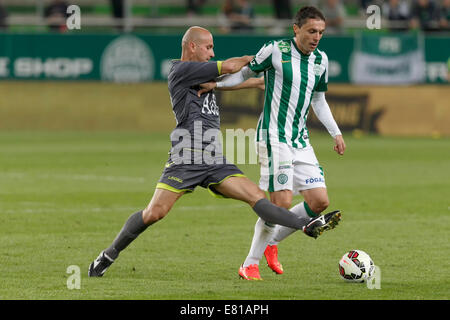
[197,66,257,96]
[219,76,264,91]
[220,55,254,75]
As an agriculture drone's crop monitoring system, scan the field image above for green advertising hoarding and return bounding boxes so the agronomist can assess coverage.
[0,33,447,83]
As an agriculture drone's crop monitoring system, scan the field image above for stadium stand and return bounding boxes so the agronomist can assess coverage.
[0,0,367,33]
[0,0,447,33]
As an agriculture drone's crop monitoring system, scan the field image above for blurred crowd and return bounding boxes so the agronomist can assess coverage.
[380,0,449,31]
[205,0,450,34]
[0,0,448,33]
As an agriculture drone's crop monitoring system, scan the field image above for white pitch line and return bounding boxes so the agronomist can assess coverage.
[0,172,146,183]
[0,207,137,214]
[176,203,247,211]
[1,203,249,214]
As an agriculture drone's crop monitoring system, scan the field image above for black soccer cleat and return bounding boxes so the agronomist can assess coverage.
[88,251,114,277]
[303,210,341,239]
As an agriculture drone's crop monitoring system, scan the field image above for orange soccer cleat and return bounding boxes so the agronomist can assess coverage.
[264,245,284,274]
[239,264,262,281]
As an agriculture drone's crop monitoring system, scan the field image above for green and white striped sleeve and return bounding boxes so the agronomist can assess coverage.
[249,41,274,73]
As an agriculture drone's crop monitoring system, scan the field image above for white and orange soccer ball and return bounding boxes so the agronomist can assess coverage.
[339,250,375,283]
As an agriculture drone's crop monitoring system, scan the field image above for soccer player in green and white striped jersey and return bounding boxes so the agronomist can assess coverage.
[199,6,346,280]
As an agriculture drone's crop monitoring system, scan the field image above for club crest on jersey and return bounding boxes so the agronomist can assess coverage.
[313,64,324,76]
[278,41,291,53]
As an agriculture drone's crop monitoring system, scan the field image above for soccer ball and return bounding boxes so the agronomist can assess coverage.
[338,250,375,283]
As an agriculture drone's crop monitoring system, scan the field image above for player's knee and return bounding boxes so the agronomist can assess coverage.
[251,188,266,204]
[311,198,329,214]
[142,203,170,224]
[256,188,266,199]
[245,188,267,207]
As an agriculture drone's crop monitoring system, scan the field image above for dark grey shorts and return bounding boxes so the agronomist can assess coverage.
[157,161,245,198]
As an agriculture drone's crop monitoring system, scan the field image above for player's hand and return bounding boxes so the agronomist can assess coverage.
[333,135,346,155]
[255,77,265,91]
[245,55,255,64]
[197,81,217,97]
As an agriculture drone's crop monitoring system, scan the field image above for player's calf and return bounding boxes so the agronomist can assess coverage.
[301,187,329,215]
[308,198,329,214]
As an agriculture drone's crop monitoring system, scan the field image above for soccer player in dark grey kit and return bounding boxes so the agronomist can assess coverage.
[88,26,341,277]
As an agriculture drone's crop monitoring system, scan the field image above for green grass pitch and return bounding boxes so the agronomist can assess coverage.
[0,131,449,300]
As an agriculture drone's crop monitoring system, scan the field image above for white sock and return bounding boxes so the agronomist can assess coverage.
[269,201,310,246]
[243,218,276,267]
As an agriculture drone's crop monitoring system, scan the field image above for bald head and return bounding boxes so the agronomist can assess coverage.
[182,26,212,48]
[181,26,215,62]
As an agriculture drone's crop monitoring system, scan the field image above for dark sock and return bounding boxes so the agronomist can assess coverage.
[252,198,311,230]
[104,211,149,260]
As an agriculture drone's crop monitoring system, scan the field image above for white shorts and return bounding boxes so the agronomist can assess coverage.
[257,140,326,195]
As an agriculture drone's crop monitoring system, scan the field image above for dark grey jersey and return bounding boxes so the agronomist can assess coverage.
[167,60,223,164]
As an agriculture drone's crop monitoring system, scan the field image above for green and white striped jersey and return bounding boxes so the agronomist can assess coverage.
[249,38,328,149]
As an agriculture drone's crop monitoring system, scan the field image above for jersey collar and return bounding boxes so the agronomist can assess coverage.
[291,37,315,58]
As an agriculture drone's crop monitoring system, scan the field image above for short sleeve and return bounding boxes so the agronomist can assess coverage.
[249,41,274,73]
[172,61,220,87]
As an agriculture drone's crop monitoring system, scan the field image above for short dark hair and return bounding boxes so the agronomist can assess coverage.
[294,6,325,27]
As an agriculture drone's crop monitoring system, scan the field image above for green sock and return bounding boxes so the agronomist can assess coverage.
[304,202,319,218]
